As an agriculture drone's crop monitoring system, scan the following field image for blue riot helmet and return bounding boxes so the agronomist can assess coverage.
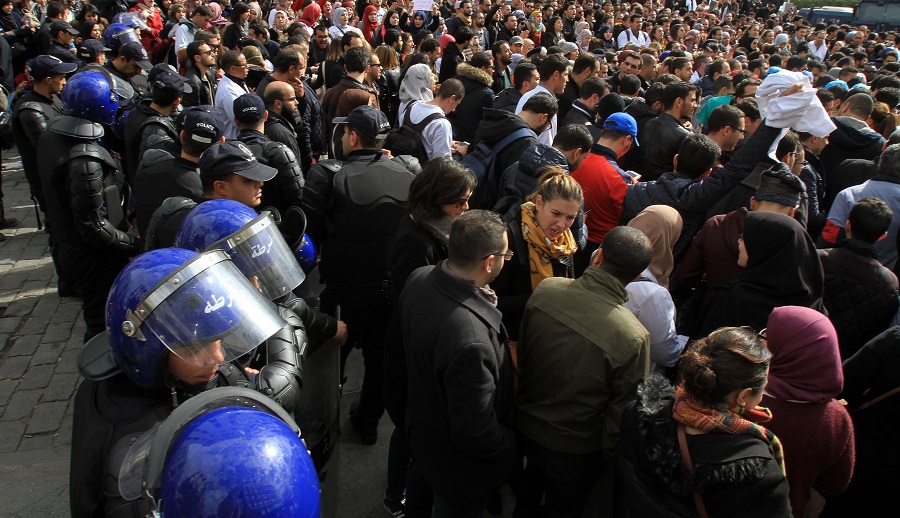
[294,234,317,274]
[118,388,321,518]
[104,22,140,54]
[113,11,150,31]
[62,70,119,125]
[106,248,285,388]
[175,199,307,301]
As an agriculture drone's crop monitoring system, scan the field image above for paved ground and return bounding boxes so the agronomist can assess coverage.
[0,149,515,517]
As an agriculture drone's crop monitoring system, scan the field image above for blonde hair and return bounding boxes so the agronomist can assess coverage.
[527,166,583,205]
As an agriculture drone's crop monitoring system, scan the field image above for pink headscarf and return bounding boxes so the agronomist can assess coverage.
[298,2,321,26]
[765,306,843,403]
[207,2,228,27]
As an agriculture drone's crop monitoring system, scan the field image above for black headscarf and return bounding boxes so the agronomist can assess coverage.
[0,0,18,33]
[696,212,825,338]
[80,20,97,42]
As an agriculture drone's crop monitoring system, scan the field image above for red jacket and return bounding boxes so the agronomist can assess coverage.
[570,144,633,244]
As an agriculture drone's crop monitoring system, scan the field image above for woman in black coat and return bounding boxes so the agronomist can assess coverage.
[695,211,825,338]
[447,56,495,143]
[617,327,791,517]
[382,157,476,514]
[493,168,581,341]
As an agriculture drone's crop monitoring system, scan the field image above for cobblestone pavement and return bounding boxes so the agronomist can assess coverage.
[0,149,517,518]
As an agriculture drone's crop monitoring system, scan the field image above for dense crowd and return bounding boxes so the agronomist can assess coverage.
[2,0,900,516]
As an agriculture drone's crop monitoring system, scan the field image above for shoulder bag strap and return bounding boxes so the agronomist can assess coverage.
[677,424,709,518]
[857,386,900,412]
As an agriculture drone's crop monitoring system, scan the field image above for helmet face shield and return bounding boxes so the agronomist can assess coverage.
[215,213,306,300]
[122,251,283,368]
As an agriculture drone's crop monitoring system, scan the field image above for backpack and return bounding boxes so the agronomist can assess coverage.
[383,104,445,164]
[461,128,536,210]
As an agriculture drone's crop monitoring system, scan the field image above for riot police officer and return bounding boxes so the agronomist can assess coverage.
[118,387,321,518]
[37,69,140,342]
[232,93,306,216]
[301,105,419,445]
[11,55,74,249]
[70,247,288,518]
[103,24,151,100]
[175,199,344,516]
[121,65,190,184]
[132,107,224,238]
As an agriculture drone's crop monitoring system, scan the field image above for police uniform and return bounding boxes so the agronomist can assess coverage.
[302,106,418,440]
[37,71,140,342]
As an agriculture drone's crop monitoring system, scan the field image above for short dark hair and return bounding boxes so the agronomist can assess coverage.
[437,78,465,100]
[662,80,695,110]
[448,210,507,269]
[708,104,744,133]
[420,38,440,55]
[676,133,720,178]
[598,226,652,285]
[644,82,666,106]
[848,197,893,244]
[572,53,599,75]
[456,25,476,44]
[513,62,537,90]
[734,98,761,121]
[491,40,508,59]
[712,75,732,94]
[775,131,801,160]
[734,78,760,98]
[786,55,807,71]
[554,124,593,153]
[272,48,302,73]
[538,54,569,82]
[220,49,244,71]
[669,56,690,73]
[579,76,608,101]
[470,51,493,69]
[344,46,371,73]
[194,30,218,45]
[248,21,268,40]
[619,74,641,96]
[876,87,900,109]
[192,4,214,17]
[408,157,477,222]
[46,1,66,19]
[341,31,361,49]
[384,28,402,48]
[522,92,558,118]
[186,40,207,67]
[202,172,234,195]
[708,59,728,77]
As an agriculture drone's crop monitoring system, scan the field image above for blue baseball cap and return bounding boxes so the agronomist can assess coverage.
[604,112,639,146]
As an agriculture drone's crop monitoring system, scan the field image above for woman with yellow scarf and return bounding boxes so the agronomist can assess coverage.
[493,167,582,343]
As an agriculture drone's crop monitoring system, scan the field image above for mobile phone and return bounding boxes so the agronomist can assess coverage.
[457,141,470,147]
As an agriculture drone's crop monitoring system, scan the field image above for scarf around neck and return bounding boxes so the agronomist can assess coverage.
[520,201,577,290]
[672,383,786,474]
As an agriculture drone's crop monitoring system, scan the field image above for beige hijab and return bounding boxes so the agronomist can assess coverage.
[627,205,683,289]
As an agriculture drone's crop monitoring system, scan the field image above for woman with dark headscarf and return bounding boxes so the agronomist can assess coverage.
[696,211,825,338]
[374,9,400,47]
[79,19,101,42]
[596,25,615,51]
[762,306,855,518]
[400,9,438,34]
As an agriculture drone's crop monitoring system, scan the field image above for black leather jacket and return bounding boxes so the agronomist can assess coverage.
[639,112,690,181]
[182,64,216,107]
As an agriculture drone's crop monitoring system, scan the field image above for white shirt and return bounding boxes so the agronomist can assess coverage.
[406,101,453,159]
[215,75,250,140]
[616,28,650,49]
[515,84,556,145]
[174,21,197,53]
[624,269,688,374]
[810,40,828,62]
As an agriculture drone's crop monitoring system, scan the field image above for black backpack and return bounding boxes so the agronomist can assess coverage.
[384,104,445,164]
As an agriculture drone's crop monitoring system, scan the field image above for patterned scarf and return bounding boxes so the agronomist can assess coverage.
[520,201,577,290]
[672,383,786,474]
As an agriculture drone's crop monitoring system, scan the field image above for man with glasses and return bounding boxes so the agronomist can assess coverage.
[183,40,217,107]
[400,209,518,516]
[706,105,746,160]
[263,81,302,161]
[215,50,251,138]
[514,225,651,518]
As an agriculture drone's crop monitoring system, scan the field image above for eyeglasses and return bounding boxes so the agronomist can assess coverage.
[281,97,298,103]
[482,250,514,261]
[729,125,747,135]
[200,49,215,55]
[233,63,249,68]
[370,63,382,68]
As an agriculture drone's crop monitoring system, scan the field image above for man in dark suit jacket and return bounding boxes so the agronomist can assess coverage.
[401,210,517,516]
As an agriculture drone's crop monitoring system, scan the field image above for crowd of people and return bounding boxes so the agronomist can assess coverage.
[2,0,900,516]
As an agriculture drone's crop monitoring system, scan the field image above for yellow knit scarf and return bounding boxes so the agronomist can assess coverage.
[520,201,578,290]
